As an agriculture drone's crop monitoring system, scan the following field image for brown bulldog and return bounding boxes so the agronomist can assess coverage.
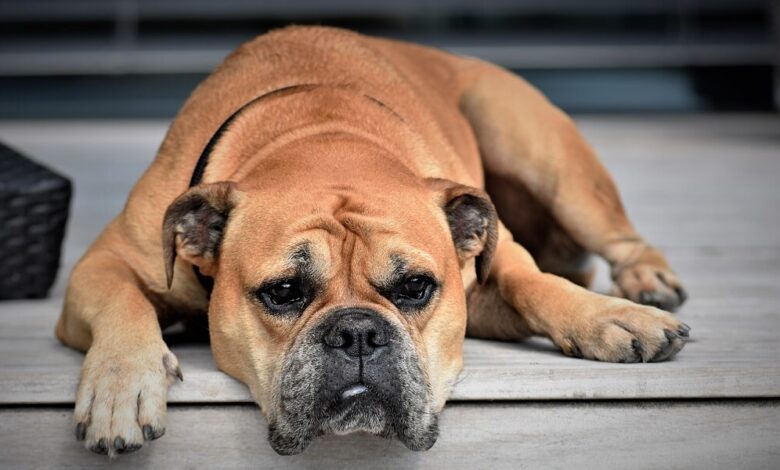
[56,26,689,457]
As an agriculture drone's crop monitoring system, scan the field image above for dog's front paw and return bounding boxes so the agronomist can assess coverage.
[558,299,690,363]
[610,244,687,312]
[73,340,182,457]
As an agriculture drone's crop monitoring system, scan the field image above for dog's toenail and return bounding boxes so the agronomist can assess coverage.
[631,339,645,362]
[143,424,164,441]
[125,443,142,454]
[75,422,86,441]
[639,291,665,309]
[675,287,688,304]
[163,353,183,381]
[91,438,108,454]
[114,437,126,453]
[664,329,677,342]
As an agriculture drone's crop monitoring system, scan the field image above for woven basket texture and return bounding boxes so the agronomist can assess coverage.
[0,143,71,299]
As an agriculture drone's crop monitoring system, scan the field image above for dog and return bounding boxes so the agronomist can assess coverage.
[56,26,689,457]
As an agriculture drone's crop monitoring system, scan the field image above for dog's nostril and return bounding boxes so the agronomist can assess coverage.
[324,328,348,349]
[339,331,353,349]
[367,330,388,348]
[322,310,391,357]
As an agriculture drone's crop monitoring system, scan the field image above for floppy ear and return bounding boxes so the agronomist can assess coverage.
[162,182,236,289]
[427,178,498,284]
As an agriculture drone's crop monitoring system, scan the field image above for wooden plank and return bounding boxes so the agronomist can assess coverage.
[1,402,778,469]
[586,116,780,249]
[1,299,777,404]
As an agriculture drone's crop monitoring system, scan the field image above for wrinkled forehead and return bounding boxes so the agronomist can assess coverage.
[224,187,451,284]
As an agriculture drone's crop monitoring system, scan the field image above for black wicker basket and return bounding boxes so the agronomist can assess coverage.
[0,142,71,300]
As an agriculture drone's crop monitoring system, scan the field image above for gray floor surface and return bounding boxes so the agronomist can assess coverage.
[0,115,778,468]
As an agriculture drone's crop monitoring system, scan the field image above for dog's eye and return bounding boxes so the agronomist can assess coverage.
[387,275,436,311]
[257,279,307,315]
[268,281,302,304]
[402,276,430,299]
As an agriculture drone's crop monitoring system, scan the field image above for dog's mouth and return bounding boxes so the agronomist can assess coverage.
[320,384,389,435]
[269,381,439,455]
[267,309,439,455]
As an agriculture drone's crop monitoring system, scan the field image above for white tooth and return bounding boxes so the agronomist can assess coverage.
[341,384,368,399]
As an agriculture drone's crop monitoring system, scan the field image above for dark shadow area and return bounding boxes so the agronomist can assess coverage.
[162,316,211,346]
[691,66,775,111]
[0,66,775,119]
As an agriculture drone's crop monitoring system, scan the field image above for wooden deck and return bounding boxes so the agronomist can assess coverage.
[1,115,779,468]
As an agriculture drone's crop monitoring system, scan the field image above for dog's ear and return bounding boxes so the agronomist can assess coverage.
[427,178,498,284]
[162,182,237,289]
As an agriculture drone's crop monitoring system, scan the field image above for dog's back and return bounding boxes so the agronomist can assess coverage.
[158,26,483,187]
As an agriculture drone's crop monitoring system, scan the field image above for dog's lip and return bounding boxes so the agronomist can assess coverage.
[339,383,368,400]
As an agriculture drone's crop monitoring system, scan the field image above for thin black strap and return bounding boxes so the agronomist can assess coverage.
[189,84,314,187]
[187,84,315,295]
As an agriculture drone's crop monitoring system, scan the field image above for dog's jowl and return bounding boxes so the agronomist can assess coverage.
[56,26,689,457]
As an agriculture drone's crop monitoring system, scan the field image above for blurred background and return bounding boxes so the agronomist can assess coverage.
[0,0,777,118]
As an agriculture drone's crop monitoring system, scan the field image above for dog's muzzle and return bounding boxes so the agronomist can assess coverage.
[268,308,439,455]
[322,309,392,400]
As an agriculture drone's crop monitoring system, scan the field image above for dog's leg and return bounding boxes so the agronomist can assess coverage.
[485,172,595,288]
[460,64,686,311]
[469,228,689,362]
[56,245,181,457]
[466,278,533,341]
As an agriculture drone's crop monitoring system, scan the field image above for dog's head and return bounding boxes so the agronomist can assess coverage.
[162,137,497,454]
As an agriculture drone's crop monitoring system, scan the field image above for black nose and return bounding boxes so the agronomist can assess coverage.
[322,309,390,358]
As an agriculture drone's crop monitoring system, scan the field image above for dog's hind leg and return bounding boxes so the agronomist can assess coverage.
[458,63,686,311]
[484,173,595,289]
[56,236,181,457]
[466,276,532,341]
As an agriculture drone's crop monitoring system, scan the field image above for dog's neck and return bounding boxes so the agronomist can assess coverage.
[193,84,438,187]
